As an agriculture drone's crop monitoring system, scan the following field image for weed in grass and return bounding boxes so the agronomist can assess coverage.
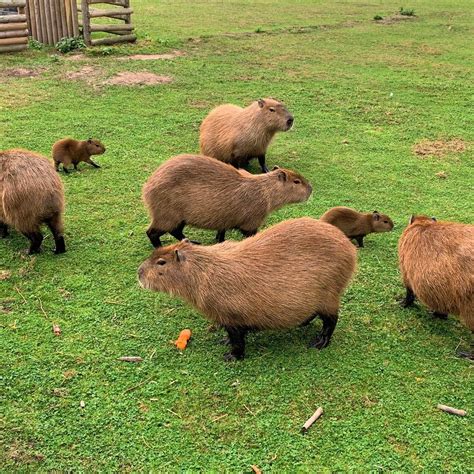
[399,7,416,16]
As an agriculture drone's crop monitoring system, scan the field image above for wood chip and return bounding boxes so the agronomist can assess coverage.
[437,404,467,416]
[251,465,262,474]
[117,356,143,362]
[52,324,61,336]
[301,406,323,434]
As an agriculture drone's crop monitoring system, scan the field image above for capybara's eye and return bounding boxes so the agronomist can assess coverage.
[269,107,276,112]
[157,258,166,266]
[293,179,301,184]
[384,221,388,223]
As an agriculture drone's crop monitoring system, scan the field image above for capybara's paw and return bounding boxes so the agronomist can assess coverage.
[26,248,41,255]
[223,351,243,361]
[309,333,331,350]
[431,311,448,319]
[219,336,231,345]
[457,350,473,361]
[54,247,66,255]
[399,297,413,308]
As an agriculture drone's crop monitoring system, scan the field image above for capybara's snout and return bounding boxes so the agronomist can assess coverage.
[286,116,294,129]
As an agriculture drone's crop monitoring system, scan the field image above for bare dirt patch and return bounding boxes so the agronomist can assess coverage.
[2,67,44,78]
[413,139,467,158]
[8,442,44,464]
[378,14,416,25]
[64,53,87,61]
[64,66,98,81]
[105,72,173,86]
[121,50,185,61]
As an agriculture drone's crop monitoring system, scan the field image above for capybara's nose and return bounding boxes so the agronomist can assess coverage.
[287,117,294,128]
[138,266,145,279]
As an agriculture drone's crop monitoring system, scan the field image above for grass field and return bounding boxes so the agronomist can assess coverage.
[1,0,473,471]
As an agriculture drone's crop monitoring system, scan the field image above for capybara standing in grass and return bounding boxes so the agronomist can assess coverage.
[138,217,356,361]
[199,98,294,173]
[52,138,106,173]
[320,207,394,247]
[0,149,65,254]
[142,154,312,247]
[399,215,473,359]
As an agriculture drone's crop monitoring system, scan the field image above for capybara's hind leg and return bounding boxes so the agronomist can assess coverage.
[46,214,66,254]
[257,155,269,173]
[299,314,317,327]
[223,326,248,361]
[241,228,257,238]
[216,230,226,242]
[355,235,364,248]
[309,313,338,350]
[169,222,186,241]
[400,287,416,308]
[431,311,448,320]
[146,227,165,248]
[0,221,8,238]
[23,231,43,254]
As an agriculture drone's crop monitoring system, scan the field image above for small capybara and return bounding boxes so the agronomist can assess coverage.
[142,154,312,247]
[0,149,65,254]
[199,98,294,173]
[320,207,394,247]
[399,215,473,359]
[138,217,356,361]
[52,138,106,173]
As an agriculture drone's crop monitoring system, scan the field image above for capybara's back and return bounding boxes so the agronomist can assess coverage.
[398,216,473,331]
[0,149,65,254]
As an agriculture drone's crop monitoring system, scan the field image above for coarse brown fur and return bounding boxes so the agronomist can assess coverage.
[199,98,294,173]
[138,217,357,360]
[320,206,394,247]
[398,215,473,355]
[52,138,106,173]
[142,154,312,247]
[0,149,66,254]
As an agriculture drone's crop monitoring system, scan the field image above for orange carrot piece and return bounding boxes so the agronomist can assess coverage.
[175,329,191,350]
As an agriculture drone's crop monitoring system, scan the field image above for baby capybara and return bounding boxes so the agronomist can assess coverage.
[320,207,394,247]
[142,154,312,247]
[138,217,357,361]
[199,98,294,173]
[0,149,65,254]
[52,138,105,173]
[399,215,473,359]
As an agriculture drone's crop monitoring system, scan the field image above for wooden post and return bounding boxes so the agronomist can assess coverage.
[81,0,90,45]
[70,0,79,36]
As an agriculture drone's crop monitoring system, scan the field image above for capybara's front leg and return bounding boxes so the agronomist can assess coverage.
[73,163,78,170]
[62,164,70,174]
[0,221,8,238]
[146,227,165,248]
[355,235,364,248]
[216,230,226,242]
[170,222,186,241]
[431,311,448,320]
[223,326,248,361]
[309,313,338,350]
[258,155,269,173]
[299,314,317,327]
[87,158,101,168]
[240,228,257,238]
[46,214,66,254]
[400,287,416,308]
[23,231,44,254]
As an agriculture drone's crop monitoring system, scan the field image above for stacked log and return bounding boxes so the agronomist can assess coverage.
[0,0,28,52]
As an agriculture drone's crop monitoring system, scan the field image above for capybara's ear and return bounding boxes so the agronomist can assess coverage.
[272,165,280,170]
[373,212,380,221]
[409,215,416,224]
[258,99,265,108]
[431,216,437,222]
[373,210,378,214]
[174,249,185,262]
[181,238,190,243]
[277,170,287,182]
[87,138,92,144]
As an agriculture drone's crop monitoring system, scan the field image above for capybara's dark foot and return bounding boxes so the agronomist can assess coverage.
[241,228,257,238]
[431,311,448,320]
[457,350,473,361]
[400,287,416,308]
[258,155,268,173]
[0,223,8,238]
[24,232,43,255]
[219,336,231,345]
[223,351,242,361]
[355,236,364,248]
[54,236,66,254]
[63,167,70,174]
[90,161,101,168]
[216,230,226,243]
[309,313,337,350]
[170,222,186,241]
[146,227,164,248]
[299,314,317,327]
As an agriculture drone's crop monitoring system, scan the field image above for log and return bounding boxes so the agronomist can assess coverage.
[0,0,26,7]
[81,0,90,45]
[88,7,132,17]
[89,23,133,32]
[0,43,27,52]
[0,21,27,31]
[437,404,467,417]
[25,0,35,38]
[0,35,27,45]
[0,28,27,38]
[90,33,135,45]
[0,14,26,23]
[89,0,128,5]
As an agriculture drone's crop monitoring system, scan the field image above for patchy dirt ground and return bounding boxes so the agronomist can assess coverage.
[105,72,173,86]
[376,14,417,25]
[2,67,44,78]
[121,50,185,61]
[413,138,467,157]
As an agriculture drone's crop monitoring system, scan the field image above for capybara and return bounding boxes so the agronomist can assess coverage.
[142,154,312,247]
[320,207,394,247]
[398,215,473,359]
[138,217,356,361]
[199,98,294,173]
[0,149,65,254]
[52,138,105,173]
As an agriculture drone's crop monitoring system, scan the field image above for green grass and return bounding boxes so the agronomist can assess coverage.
[1,0,473,471]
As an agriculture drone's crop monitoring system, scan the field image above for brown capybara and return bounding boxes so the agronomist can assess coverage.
[398,215,473,359]
[199,98,294,173]
[138,217,357,361]
[52,138,105,173]
[320,207,394,247]
[0,149,65,254]
[142,154,312,247]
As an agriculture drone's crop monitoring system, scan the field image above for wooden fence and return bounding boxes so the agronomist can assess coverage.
[0,0,28,53]
[80,0,135,46]
[25,0,79,45]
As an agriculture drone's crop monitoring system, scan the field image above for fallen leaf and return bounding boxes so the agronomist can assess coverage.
[435,171,448,179]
